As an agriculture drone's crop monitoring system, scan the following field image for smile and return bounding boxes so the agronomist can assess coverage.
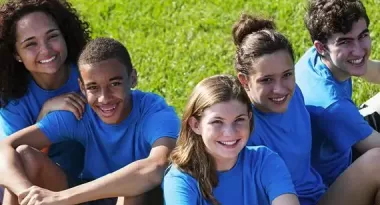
[218,139,240,146]
[348,57,364,65]
[39,55,56,64]
[269,95,287,104]
[98,103,118,117]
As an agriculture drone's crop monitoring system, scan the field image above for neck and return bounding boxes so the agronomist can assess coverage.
[31,64,70,90]
[321,57,350,82]
[214,155,238,172]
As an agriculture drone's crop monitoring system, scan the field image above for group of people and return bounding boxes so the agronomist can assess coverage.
[0,0,380,204]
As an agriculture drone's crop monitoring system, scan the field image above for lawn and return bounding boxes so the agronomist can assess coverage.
[3,0,380,114]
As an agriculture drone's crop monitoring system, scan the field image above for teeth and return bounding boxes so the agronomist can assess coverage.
[271,96,285,102]
[100,105,116,112]
[219,140,237,145]
[39,56,56,63]
[349,58,363,64]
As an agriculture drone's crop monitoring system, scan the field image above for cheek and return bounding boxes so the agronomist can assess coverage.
[53,38,68,55]
[86,93,96,104]
[285,77,296,90]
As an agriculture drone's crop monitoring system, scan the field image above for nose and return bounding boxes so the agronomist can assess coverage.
[39,40,51,55]
[223,124,237,137]
[273,81,287,95]
[98,88,111,103]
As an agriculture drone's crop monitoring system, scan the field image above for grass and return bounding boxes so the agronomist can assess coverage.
[3,0,380,113]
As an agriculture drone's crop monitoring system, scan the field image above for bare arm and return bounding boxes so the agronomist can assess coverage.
[272,194,300,205]
[0,125,52,195]
[362,59,380,84]
[0,125,52,150]
[60,137,175,204]
[354,130,380,154]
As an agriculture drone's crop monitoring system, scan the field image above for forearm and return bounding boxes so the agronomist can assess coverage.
[62,158,166,204]
[363,59,380,84]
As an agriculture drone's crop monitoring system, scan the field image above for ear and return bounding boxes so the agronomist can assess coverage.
[78,78,86,96]
[314,40,327,56]
[188,116,201,135]
[237,72,250,91]
[14,53,22,63]
[130,68,137,88]
[248,111,253,120]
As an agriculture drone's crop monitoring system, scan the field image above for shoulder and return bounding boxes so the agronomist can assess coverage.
[133,90,178,120]
[164,165,199,189]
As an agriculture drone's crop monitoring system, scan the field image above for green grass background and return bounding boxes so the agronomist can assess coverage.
[2,0,380,114]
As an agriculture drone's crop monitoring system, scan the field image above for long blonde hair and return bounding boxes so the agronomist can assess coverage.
[170,74,253,205]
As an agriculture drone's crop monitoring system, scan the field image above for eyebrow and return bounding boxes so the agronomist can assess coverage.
[20,28,59,44]
[213,114,248,120]
[109,76,123,81]
[260,68,293,78]
[84,76,123,87]
[335,28,370,43]
[85,82,97,87]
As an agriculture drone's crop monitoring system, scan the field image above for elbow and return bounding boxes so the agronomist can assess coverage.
[149,158,169,185]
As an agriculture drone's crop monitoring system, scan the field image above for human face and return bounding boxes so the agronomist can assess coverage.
[318,18,371,81]
[79,58,137,124]
[238,50,295,113]
[190,100,251,171]
[14,12,68,77]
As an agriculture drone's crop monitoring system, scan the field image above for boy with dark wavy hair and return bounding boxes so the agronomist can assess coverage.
[296,0,380,187]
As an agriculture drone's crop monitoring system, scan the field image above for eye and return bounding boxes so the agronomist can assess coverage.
[283,71,293,78]
[260,78,273,84]
[86,86,98,91]
[235,117,246,123]
[25,42,37,48]
[338,40,350,45]
[359,32,370,39]
[48,33,59,40]
[210,120,223,125]
[111,82,122,87]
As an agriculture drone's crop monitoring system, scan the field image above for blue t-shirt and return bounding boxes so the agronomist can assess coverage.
[249,86,326,205]
[295,47,373,186]
[0,65,84,176]
[163,146,296,205]
[37,90,180,179]
[0,64,80,137]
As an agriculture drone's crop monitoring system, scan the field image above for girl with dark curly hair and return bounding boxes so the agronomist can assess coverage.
[0,0,90,203]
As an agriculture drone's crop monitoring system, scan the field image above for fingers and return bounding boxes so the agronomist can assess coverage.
[65,93,87,120]
[19,186,35,205]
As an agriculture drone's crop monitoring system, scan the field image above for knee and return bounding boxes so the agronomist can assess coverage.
[15,145,43,176]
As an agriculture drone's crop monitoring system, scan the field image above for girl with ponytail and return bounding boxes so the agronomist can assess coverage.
[234,13,380,205]
[163,74,299,205]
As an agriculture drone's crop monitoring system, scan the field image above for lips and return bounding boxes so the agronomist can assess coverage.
[269,95,287,104]
[348,57,365,65]
[97,103,118,117]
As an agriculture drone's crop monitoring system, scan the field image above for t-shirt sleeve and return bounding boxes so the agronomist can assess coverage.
[142,107,180,145]
[36,110,84,144]
[0,107,30,139]
[320,99,373,151]
[260,149,296,203]
[163,169,199,205]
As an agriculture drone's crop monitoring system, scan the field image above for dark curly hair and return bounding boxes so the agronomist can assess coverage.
[305,0,370,44]
[0,0,90,107]
[232,13,294,75]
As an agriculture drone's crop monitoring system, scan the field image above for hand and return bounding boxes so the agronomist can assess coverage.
[18,186,66,205]
[40,92,86,120]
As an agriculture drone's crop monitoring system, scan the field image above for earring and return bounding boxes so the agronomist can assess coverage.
[18,59,22,63]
